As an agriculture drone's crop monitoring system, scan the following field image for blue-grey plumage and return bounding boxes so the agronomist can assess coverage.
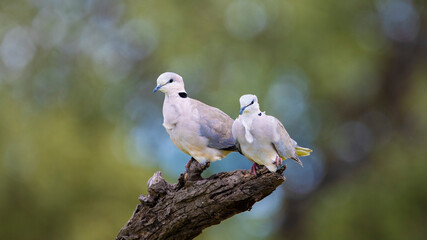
[232,94,312,174]
[199,117,237,151]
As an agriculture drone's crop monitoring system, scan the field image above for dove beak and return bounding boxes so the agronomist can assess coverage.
[239,106,247,115]
[153,85,162,93]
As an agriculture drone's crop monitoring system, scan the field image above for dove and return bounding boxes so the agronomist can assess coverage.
[153,72,237,169]
[232,94,312,175]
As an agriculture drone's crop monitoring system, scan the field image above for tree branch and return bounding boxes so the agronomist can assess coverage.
[116,158,286,240]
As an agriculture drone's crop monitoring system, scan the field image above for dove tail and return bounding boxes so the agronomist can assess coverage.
[291,155,303,167]
[295,146,312,157]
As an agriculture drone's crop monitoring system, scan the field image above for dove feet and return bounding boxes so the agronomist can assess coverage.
[275,156,283,167]
[250,163,259,176]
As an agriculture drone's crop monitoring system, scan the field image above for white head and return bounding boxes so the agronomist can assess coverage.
[153,72,186,95]
[239,94,260,115]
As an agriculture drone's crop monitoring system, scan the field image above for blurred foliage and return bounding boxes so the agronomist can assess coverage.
[305,141,427,240]
[0,0,426,240]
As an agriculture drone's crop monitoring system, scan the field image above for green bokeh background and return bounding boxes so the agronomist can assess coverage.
[0,0,426,239]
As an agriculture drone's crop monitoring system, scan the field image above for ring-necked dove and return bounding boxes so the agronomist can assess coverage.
[153,72,237,168]
[232,94,312,175]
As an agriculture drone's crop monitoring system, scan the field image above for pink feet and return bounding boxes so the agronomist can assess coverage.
[250,163,259,176]
[275,156,283,167]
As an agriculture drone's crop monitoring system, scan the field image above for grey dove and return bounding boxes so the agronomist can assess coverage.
[153,72,237,168]
[232,94,312,175]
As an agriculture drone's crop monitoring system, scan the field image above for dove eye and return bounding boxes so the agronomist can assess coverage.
[250,100,254,105]
[169,79,173,83]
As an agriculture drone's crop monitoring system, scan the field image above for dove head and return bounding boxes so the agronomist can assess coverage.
[153,72,186,95]
[239,94,260,115]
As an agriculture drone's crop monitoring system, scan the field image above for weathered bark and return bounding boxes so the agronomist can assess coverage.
[116,158,286,240]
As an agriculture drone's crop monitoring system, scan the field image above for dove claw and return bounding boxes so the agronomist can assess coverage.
[250,163,259,176]
[275,156,283,167]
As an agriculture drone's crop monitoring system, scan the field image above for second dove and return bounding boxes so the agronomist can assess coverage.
[232,94,312,175]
